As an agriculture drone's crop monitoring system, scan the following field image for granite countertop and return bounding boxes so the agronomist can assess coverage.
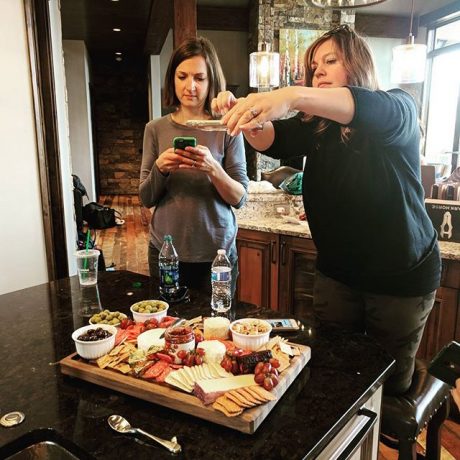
[0,271,394,460]
[237,217,460,261]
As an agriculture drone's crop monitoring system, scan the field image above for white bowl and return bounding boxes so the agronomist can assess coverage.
[230,318,272,351]
[130,300,169,323]
[72,324,117,360]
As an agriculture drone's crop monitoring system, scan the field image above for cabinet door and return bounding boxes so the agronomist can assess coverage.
[417,285,460,361]
[278,235,317,320]
[236,229,279,310]
[417,259,460,361]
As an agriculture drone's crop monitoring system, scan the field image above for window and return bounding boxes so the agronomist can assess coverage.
[423,17,460,173]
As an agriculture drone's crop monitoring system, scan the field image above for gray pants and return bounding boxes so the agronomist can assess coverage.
[148,243,239,297]
[313,271,436,396]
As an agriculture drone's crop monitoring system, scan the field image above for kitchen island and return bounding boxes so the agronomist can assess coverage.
[0,271,393,459]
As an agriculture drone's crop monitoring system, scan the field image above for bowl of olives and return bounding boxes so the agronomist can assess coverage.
[71,324,117,360]
[89,310,127,327]
[130,299,169,323]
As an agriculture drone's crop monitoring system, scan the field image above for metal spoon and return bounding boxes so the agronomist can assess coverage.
[108,414,181,454]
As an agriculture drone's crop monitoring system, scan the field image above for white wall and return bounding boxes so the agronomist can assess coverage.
[0,0,48,295]
[149,55,162,120]
[63,40,96,202]
[48,0,77,277]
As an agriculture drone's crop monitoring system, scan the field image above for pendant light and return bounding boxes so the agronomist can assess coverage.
[309,0,388,8]
[391,0,427,84]
[249,2,280,90]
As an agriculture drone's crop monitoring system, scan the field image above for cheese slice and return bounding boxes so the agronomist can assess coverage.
[165,373,192,393]
[195,374,255,393]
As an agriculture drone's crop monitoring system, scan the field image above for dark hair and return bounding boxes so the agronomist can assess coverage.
[303,25,379,141]
[163,36,226,113]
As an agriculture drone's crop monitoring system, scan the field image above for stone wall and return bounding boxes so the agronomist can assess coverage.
[248,0,355,179]
[92,55,149,195]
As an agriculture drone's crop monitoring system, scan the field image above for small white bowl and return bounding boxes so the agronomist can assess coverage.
[130,300,169,323]
[72,324,117,360]
[230,318,272,351]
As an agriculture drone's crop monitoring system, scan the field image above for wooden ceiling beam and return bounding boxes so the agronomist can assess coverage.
[197,6,249,32]
[173,0,197,48]
[144,0,173,55]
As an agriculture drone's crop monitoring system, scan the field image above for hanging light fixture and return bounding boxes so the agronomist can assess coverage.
[249,2,280,90]
[309,0,388,8]
[391,0,427,84]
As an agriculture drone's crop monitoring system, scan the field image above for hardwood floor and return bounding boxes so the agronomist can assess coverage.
[96,195,150,276]
[95,194,460,459]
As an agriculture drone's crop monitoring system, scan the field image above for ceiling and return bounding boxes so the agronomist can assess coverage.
[60,0,458,58]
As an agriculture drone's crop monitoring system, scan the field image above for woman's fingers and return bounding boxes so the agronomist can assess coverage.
[211,91,237,115]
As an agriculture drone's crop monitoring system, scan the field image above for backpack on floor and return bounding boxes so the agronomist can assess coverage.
[83,202,121,229]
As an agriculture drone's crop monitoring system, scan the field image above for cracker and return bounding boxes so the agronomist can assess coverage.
[244,386,269,403]
[225,392,252,408]
[214,396,243,413]
[213,401,243,417]
[96,354,113,369]
[249,385,277,401]
[234,388,260,405]
[113,363,132,374]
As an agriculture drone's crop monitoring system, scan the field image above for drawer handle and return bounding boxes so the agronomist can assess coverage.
[337,408,377,460]
[281,241,286,265]
[271,240,277,264]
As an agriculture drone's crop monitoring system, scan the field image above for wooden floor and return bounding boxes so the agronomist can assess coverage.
[96,194,460,460]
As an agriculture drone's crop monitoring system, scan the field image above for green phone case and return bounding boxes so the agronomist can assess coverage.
[173,137,197,149]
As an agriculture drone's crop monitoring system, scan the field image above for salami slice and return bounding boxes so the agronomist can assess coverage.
[143,360,169,379]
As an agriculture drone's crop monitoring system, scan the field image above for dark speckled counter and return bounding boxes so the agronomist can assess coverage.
[0,271,394,459]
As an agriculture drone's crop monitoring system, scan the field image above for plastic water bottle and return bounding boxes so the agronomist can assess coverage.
[211,249,232,313]
[159,235,179,296]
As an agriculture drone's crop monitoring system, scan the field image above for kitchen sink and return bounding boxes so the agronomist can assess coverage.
[0,428,94,460]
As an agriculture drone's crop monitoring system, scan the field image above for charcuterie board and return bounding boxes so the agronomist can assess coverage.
[60,343,311,434]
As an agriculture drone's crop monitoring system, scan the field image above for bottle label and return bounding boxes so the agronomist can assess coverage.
[211,267,231,282]
[160,267,179,291]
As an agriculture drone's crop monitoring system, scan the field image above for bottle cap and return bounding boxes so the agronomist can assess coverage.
[217,249,226,255]
[164,235,172,242]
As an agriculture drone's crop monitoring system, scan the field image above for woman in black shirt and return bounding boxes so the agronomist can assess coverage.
[213,25,441,396]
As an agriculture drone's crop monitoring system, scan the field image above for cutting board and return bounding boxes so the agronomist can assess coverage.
[60,343,311,434]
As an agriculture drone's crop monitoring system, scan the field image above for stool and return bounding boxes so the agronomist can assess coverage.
[380,359,451,460]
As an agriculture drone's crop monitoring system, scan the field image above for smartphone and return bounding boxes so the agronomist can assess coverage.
[173,136,196,150]
[428,341,460,387]
[264,318,300,332]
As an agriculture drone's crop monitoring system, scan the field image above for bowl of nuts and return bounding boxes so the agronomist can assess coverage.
[230,318,272,351]
[130,299,169,323]
[71,324,117,360]
[89,310,127,327]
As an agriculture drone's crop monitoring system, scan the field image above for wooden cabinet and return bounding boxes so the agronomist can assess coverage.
[417,259,460,361]
[236,228,279,310]
[278,235,317,321]
[236,228,316,320]
[237,227,460,361]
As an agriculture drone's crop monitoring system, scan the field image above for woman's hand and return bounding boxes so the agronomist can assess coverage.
[155,147,186,175]
[177,145,218,175]
[452,378,460,411]
[222,88,294,136]
[211,91,238,116]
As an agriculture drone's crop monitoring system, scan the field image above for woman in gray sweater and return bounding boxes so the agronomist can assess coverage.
[140,37,248,295]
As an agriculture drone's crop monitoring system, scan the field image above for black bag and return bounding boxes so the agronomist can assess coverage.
[83,202,120,229]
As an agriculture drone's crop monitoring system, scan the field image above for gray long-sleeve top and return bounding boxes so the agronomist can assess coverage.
[140,115,248,263]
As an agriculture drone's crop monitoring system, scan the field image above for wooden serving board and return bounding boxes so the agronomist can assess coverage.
[60,343,311,434]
